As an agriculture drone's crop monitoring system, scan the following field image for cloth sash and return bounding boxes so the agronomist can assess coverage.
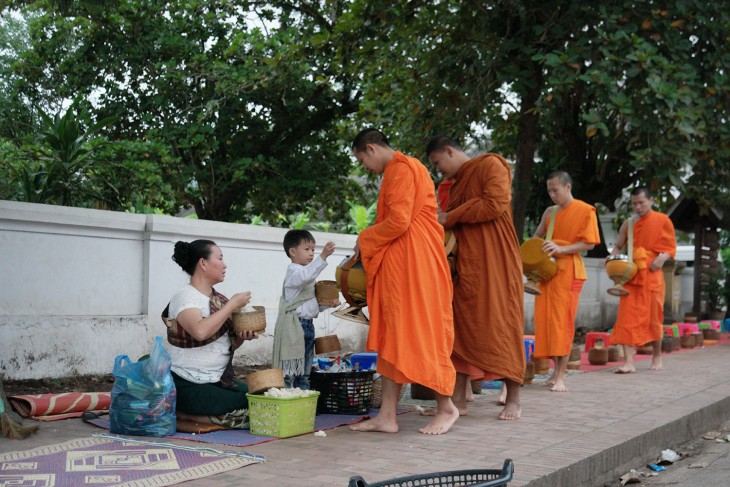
[271,284,316,377]
[161,288,236,386]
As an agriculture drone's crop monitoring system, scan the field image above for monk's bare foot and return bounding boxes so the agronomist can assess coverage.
[614,365,635,374]
[465,387,475,403]
[650,358,663,371]
[497,386,507,406]
[546,374,557,387]
[498,401,521,420]
[419,404,459,435]
[550,379,568,392]
[421,404,468,416]
[349,416,398,433]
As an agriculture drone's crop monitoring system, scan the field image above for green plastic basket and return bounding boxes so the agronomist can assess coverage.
[246,392,319,438]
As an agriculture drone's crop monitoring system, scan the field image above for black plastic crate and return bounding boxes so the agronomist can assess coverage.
[348,459,513,487]
[309,370,374,414]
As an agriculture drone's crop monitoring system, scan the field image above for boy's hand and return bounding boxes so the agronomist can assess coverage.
[320,241,336,260]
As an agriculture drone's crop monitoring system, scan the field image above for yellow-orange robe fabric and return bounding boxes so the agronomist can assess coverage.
[443,154,525,384]
[610,211,676,346]
[359,151,456,396]
[534,199,600,358]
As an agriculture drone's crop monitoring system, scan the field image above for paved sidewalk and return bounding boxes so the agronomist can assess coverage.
[2,342,729,487]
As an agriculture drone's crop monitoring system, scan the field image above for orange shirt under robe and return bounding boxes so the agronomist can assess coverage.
[359,151,456,396]
[534,200,600,358]
[610,211,676,347]
[444,154,525,384]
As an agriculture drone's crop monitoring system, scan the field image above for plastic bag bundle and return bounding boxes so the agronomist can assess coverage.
[110,336,176,437]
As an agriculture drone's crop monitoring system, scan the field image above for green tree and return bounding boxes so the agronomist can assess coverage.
[8,0,365,223]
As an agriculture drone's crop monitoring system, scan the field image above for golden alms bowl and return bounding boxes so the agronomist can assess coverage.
[605,254,638,297]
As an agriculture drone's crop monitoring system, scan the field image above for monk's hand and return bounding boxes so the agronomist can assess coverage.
[650,253,667,271]
[437,211,447,225]
[542,241,561,256]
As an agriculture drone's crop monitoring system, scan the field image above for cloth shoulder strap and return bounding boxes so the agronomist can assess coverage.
[162,288,232,349]
[546,206,559,241]
[628,216,635,261]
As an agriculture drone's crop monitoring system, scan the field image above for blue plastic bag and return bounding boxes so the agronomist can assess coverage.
[109,336,176,436]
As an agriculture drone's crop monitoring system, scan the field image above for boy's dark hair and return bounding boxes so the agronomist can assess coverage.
[425,135,462,156]
[352,128,390,152]
[283,229,316,258]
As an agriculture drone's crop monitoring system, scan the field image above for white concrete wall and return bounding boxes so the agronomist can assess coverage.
[0,200,695,379]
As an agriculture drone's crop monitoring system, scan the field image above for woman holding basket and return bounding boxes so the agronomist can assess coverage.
[164,239,258,430]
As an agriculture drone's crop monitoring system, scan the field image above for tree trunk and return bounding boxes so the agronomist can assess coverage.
[512,63,543,243]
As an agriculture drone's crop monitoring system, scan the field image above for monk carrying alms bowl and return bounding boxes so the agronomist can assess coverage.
[605,254,638,297]
[519,237,557,296]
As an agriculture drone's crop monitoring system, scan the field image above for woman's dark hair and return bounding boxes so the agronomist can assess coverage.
[172,240,217,275]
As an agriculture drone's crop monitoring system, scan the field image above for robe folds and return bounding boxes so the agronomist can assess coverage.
[610,211,676,347]
[534,200,600,358]
[444,154,525,384]
[359,151,456,396]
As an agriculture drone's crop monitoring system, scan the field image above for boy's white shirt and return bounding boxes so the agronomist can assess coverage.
[283,256,328,319]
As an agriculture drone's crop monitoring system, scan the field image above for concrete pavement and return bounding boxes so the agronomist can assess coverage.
[2,341,729,487]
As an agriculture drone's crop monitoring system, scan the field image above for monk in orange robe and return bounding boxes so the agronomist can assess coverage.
[348,128,458,435]
[533,171,600,392]
[427,135,525,420]
[609,186,676,373]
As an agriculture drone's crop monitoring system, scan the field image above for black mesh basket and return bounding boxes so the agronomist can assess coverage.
[347,459,513,487]
[309,370,375,414]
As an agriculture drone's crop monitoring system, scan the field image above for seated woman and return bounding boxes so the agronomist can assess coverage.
[164,239,258,431]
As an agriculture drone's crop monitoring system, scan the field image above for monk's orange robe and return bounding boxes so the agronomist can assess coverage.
[359,151,456,396]
[444,154,525,384]
[534,200,600,358]
[437,178,453,211]
[610,211,676,346]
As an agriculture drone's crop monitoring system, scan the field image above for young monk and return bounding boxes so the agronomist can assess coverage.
[532,171,600,392]
[426,135,525,421]
[348,128,459,435]
[608,186,676,373]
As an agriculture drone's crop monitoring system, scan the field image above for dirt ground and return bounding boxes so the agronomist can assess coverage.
[2,365,267,397]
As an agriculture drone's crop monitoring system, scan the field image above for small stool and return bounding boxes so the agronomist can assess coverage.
[724,318,730,333]
[523,338,535,362]
[697,321,711,330]
[584,332,612,352]
[677,323,700,336]
[706,320,721,331]
[662,324,680,337]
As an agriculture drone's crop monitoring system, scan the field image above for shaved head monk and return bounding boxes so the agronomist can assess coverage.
[532,171,600,392]
[349,128,459,435]
[426,135,525,420]
[608,187,676,373]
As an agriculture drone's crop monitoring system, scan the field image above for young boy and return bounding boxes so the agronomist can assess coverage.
[272,230,339,389]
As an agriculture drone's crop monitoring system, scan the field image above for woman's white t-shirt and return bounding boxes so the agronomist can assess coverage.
[167,285,231,384]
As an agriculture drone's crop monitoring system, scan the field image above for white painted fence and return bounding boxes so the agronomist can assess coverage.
[0,200,694,379]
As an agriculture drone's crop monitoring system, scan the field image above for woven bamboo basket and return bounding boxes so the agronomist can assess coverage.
[314,335,341,355]
[246,368,285,394]
[680,335,696,348]
[231,306,266,333]
[636,345,653,355]
[315,280,339,305]
[607,346,621,362]
[370,376,406,408]
[531,356,551,375]
[523,361,535,384]
[661,338,673,354]
[567,344,581,370]
[588,347,608,365]
[691,331,704,347]
[410,383,435,400]
[703,329,720,341]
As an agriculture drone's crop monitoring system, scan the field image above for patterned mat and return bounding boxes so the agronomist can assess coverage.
[86,408,411,448]
[0,437,260,487]
[9,392,111,421]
